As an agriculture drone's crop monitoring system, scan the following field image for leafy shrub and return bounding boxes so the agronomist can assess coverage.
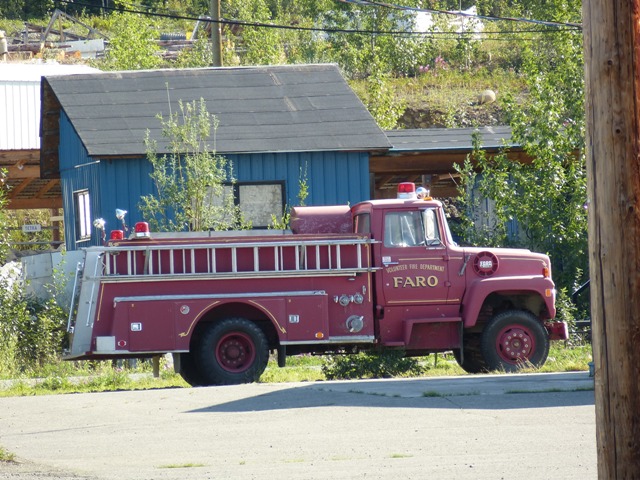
[0,268,67,378]
[321,350,425,380]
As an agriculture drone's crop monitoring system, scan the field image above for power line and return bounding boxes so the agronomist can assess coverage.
[339,0,582,30]
[54,0,580,37]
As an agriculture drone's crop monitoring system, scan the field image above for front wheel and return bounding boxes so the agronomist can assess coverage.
[480,310,550,372]
[195,318,269,386]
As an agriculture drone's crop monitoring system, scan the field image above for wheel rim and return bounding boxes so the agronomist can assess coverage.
[495,325,536,364]
[215,332,256,373]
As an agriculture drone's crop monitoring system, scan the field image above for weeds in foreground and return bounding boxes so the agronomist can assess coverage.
[0,446,16,462]
[0,344,591,397]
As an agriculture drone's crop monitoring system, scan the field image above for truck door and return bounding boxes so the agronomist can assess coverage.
[377,208,451,306]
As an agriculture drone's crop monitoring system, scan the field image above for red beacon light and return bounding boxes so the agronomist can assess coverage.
[397,182,417,199]
[134,222,151,239]
[109,230,124,241]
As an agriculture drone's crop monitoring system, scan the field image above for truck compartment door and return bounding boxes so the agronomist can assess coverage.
[112,301,177,352]
[284,294,329,341]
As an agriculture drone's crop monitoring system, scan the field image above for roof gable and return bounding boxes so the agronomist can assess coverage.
[41,64,390,176]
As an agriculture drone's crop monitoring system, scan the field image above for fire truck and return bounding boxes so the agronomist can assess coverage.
[65,183,567,385]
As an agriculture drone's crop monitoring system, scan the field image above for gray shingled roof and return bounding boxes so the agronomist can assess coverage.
[385,126,515,152]
[43,64,391,157]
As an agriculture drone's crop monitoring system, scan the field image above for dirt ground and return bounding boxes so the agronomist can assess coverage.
[0,373,596,480]
[0,459,96,479]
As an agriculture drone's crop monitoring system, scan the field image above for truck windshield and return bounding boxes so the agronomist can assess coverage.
[384,211,424,247]
[384,209,441,248]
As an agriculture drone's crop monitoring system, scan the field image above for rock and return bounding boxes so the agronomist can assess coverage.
[478,89,496,104]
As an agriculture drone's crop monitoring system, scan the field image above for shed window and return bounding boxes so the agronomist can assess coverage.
[238,183,284,228]
[206,182,285,229]
[74,190,92,241]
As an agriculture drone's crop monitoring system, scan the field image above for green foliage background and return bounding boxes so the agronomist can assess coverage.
[0,0,589,374]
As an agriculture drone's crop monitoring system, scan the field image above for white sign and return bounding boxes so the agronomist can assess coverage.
[22,224,42,233]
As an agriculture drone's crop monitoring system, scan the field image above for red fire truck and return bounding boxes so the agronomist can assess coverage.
[65,183,567,385]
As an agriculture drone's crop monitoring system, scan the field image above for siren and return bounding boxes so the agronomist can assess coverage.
[134,222,151,239]
[109,230,124,240]
[397,182,417,199]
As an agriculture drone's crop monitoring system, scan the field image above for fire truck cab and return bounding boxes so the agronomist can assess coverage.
[65,183,566,385]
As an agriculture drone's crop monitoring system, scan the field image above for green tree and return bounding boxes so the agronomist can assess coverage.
[140,98,248,232]
[0,0,53,19]
[454,18,587,296]
[227,0,285,65]
[175,35,213,68]
[100,6,161,71]
[359,59,406,129]
[0,0,25,19]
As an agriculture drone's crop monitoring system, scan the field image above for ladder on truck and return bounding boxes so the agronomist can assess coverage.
[65,237,375,358]
[65,249,107,358]
[101,237,374,278]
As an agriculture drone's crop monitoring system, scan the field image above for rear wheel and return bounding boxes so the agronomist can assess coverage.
[480,310,550,372]
[195,318,269,385]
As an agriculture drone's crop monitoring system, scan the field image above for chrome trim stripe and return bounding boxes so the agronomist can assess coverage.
[113,290,327,303]
[98,269,376,283]
[280,336,375,345]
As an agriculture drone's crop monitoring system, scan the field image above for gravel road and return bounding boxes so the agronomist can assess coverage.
[0,372,596,480]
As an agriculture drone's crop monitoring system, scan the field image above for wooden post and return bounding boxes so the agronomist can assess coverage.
[582,1,640,478]
[152,356,160,378]
[209,0,222,67]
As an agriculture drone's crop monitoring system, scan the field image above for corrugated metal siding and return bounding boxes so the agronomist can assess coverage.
[99,156,154,232]
[96,150,368,232]
[59,112,102,250]
[229,151,369,206]
[0,80,40,150]
[59,119,369,248]
[1,64,98,151]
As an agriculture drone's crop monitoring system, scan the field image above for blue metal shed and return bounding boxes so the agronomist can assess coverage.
[42,65,391,250]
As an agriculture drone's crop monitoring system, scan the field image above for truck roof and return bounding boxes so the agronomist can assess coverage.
[352,197,443,211]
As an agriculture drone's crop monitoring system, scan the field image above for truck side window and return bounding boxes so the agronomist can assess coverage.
[384,211,426,247]
[354,213,371,234]
[422,208,442,246]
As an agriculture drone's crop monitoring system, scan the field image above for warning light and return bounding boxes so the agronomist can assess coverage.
[110,230,124,240]
[397,182,417,199]
[134,222,151,239]
[416,187,430,199]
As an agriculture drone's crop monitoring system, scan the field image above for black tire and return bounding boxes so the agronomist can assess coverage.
[453,333,488,373]
[194,318,269,385]
[480,310,550,372]
[176,352,207,387]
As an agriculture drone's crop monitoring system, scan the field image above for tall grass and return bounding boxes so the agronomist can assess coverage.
[0,343,590,397]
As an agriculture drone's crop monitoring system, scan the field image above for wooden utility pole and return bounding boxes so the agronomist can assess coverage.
[210,0,222,67]
[582,1,640,478]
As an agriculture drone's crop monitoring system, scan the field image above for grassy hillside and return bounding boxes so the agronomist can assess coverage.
[0,8,531,130]
[351,67,526,129]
